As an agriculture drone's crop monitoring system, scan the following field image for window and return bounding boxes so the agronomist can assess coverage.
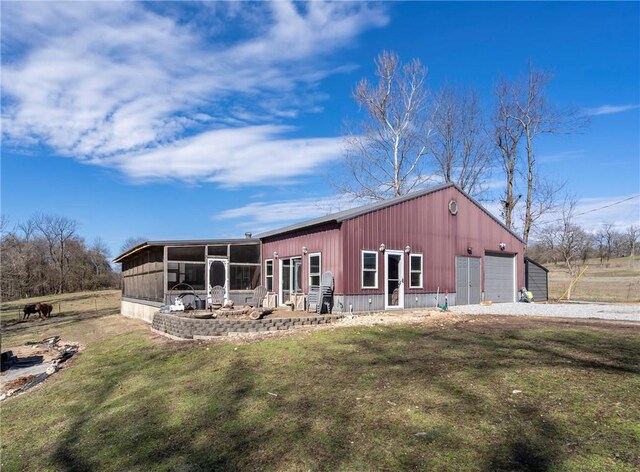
[265,259,274,292]
[229,265,260,290]
[167,262,205,290]
[308,253,321,287]
[207,245,228,256]
[167,246,204,262]
[230,244,260,263]
[410,254,423,288]
[361,251,378,289]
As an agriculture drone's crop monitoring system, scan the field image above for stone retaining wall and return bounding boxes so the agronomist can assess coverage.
[151,312,344,340]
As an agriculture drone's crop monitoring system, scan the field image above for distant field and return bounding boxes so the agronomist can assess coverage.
[547,256,640,302]
[0,290,121,324]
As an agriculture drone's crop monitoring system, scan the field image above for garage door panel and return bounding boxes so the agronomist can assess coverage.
[484,253,515,303]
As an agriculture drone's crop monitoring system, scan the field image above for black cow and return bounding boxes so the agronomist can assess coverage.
[23,304,39,320]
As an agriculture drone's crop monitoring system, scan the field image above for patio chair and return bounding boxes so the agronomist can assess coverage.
[308,271,334,314]
[252,285,268,308]
[210,285,225,308]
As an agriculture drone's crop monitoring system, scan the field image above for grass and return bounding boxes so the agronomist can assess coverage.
[1,310,639,471]
[547,256,640,302]
[0,290,121,324]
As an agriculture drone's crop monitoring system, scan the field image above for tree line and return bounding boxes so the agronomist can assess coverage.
[1,214,120,301]
[340,51,588,247]
[526,195,638,293]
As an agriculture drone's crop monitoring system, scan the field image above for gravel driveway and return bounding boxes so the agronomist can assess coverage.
[448,302,640,322]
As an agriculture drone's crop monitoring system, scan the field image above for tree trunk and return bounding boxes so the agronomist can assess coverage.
[523,133,534,245]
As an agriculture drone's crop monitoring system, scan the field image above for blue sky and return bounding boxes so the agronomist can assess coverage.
[2,1,639,258]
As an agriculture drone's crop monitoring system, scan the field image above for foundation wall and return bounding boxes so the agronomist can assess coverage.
[121,298,163,323]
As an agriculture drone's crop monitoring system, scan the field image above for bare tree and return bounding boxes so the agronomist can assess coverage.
[495,63,587,245]
[551,196,590,300]
[519,175,565,251]
[34,214,78,294]
[340,51,432,200]
[120,236,148,254]
[88,238,112,281]
[494,79,524,229]
[626,225,639,267]
[594,223,620,264]
[429,86,491,196]
[1,214,118,301]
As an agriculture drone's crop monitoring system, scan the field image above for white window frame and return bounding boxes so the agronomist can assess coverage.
[308,252,321,287]
[361,250,378,289]
[409,253,423,289]
[264,259,274,292]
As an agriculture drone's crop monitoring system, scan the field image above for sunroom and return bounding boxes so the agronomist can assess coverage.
[114,238,261,322]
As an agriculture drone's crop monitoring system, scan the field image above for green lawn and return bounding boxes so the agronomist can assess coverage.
[1,314,639,471]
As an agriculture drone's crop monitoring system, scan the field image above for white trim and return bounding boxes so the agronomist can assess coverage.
[409,253,423,289]
[308,252,321,287]
[513,254,517,303]
[264,259,274,292]
[207,257,229,302]
[361,250,378,289]
[278,258,283,305]
[279,256,302,306]
[384,250,404,310]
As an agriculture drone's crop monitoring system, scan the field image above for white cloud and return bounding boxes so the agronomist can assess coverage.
[1,1,387,184]
[219,194,362,233]
[584,104,639,116]
[102,125,344,186]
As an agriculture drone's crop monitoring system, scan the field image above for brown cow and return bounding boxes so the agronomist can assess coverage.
[35,303,53,319]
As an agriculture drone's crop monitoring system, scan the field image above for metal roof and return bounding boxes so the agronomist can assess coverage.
[524,257,550,272]
[113,238,260,263]
[258,182,525,243]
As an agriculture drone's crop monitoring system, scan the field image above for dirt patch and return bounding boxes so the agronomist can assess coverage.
[1,336,81,399]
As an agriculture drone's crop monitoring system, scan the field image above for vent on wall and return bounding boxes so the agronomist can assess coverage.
[448,199,458,215]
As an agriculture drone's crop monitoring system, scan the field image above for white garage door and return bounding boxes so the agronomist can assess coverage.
[484,252,515,303]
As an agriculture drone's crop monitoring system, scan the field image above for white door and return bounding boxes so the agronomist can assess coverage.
[207,257,228,303]
[385,250,404,309]
[279,257,302,305]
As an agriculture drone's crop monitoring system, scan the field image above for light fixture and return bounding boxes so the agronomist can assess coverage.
[245,232,252,239]
[404,245,411,254]
[273,251,279,259]
[467,246,473,255]
[499,242,506,251]
[379,243,386,252]
[302,246,308,255]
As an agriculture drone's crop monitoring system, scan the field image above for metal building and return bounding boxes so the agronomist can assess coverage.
[524,257,549,301]
[114,183,527,319]
[260,183,525,312]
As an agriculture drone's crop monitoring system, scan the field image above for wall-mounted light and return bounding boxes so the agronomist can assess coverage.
[379,243,386,252]
[467,246,473,255]
[302,246,308,255]
[499,242,506,251]
[273,251,279,259]
[404,245,411,254]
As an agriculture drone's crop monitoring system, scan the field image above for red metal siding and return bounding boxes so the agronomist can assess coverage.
[261,223,343,293]
[341,186,525,295]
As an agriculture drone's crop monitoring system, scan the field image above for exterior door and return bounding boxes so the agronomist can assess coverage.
[456,256,481,305]
[207,257,228,302]
[280,257,302,305]
[484,253,516,303]
[385,251,404,309]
